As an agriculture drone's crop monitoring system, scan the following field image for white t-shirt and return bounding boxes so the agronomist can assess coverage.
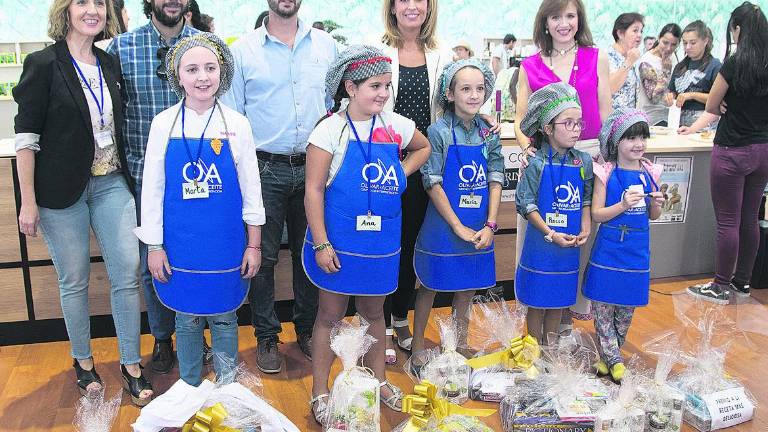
[636,50,676,126]
[308,111,416,182]
[135,101,266,245]
[73,59,121,176]
[493,45,510,70]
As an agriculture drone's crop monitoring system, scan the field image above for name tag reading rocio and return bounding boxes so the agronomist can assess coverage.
[183,181,210,200]
[546,212,568,227]
[459,194,482,208]
[357,214,382,231]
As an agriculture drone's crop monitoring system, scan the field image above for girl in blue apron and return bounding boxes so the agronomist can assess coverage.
[410,60,503,357]
[303,45,431,425]
[515,82,595,345]
[135,34,265,386]
[584,108,664,382]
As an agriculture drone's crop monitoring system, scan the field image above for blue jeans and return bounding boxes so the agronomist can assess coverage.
[248,159,318,340]
[176,312,238,386]
[135,182,175,340]
[39,173,141,364]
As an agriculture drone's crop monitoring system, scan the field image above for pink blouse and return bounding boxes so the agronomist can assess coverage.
[522,46,601,140]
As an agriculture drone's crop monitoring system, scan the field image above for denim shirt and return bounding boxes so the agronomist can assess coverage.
[421,111,504,189]
[515,142,594,218]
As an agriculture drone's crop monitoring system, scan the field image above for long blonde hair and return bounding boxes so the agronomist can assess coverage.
[48,0,121,42]
[381,0,439,50]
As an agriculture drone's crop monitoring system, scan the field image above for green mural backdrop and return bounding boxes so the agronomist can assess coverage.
[1,0,766,57]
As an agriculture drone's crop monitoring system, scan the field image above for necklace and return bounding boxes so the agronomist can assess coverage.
[552,42,578,58]
[547,45,580,85]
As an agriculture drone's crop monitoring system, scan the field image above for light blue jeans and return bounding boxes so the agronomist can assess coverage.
[135,182,176,340]
[176,312,239,386]
[39,173,141,364]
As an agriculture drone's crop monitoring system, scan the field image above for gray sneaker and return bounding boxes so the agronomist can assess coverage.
[256,337,282,374]
[731,281,751,297]
[687,282,729,305]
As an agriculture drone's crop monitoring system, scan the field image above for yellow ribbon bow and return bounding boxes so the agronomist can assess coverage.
[181,403,240,432]
[465,334,540,371]
[401,381,496,432]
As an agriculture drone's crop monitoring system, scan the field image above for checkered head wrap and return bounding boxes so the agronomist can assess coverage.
[520,82,581,137]
[438,58,495,110]
[165,32,234,98]
[325,45,392,99]
[599,108,650,161]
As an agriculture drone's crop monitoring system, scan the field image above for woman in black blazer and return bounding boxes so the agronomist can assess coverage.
[13,0,152,405]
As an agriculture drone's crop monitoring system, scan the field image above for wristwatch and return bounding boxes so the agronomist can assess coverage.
[484,221,498,233]
[544,229,556,243]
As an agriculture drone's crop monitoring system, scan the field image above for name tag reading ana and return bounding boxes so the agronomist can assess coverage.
[182,181,209,200]
[459,194,482,208]
[356,214,382,231]
[546,212,568,227]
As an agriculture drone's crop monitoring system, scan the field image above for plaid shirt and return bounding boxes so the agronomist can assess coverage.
[107,22,199,185]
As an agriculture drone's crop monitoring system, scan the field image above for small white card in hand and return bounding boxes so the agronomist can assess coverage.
[627,184,646,208]
[668,105,681,131]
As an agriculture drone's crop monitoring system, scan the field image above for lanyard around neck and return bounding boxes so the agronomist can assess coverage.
[548,145,568,212]
[70,55,106,129]
[180,100,217,183]
[450,115,486,195]
[346,111,377,215]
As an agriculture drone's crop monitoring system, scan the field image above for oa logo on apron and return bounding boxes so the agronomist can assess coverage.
[361,159,400,194]
[555,181,581,205]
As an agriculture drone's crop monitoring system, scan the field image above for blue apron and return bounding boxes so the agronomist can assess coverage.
[302,114,406,296]
[584,166,657,306]
[154,102,248,315]
[515,147,583,308]
[414,118,495,292]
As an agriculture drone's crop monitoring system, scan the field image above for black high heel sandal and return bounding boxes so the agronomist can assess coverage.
[73,358,102,396]
[121,364,153,407]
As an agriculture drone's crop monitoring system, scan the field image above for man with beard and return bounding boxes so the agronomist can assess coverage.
[222,0,337,373]
[108,0,199,375]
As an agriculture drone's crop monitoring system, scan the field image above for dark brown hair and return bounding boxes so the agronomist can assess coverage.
[612,12,644,42]
[533,0,594,56]
[673,20,714,76]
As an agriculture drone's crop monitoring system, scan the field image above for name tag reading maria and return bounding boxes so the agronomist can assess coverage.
[459,194,482,208]
[182,181,210,200]
[546,212,568,227]
[357,214,382,231]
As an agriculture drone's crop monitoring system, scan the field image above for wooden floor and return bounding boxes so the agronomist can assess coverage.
[1,275,766,431]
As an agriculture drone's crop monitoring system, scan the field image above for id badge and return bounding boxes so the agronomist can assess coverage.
[356,214,382,231]
[94,129,114,148]
[459,194,482,208]
[546,212,568,227]
[182,181,209,199]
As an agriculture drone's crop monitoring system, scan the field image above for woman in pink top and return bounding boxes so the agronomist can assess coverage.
[515,0,612,154]
[514,0,612,336]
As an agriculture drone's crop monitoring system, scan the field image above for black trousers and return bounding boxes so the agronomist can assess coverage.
[384,171,429,325]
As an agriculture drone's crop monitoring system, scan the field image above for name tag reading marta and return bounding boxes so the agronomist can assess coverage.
[183,181,210,200]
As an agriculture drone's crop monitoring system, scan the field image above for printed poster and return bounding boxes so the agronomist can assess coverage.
[652,156,693,224]
[501,145,523,202]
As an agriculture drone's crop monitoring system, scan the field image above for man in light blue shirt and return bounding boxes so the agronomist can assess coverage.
[221,0,338,374]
